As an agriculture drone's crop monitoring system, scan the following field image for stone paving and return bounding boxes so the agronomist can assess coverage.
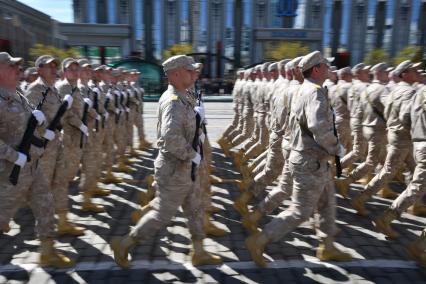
[0,102,425,284]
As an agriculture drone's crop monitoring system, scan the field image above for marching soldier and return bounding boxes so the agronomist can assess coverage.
[245,51,351,267]
[110,55,221,268]
[0,52,74,268]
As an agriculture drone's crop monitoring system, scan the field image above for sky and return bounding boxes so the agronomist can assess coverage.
[17,0,73,22]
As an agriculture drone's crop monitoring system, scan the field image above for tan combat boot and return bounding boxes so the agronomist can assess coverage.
[57,212,85,236]
[240,164,251,180]
[316,237,352,261]
[81,192,105,213]
[128,147,138,157]
[131,204,152,224]
[357,173,373,186]
[377,184,399,200]
[117,158,132,173]
[234,150,244,169]
[351,191,372,216]
[39,238,75,268]
[372,209,399,239]
[245,232,270,268]
[233,191,253,217]
[203,213,227,237]
[191,239,222,266]
[406,230,426,268]
[0,223,10,234]
[242,209,263,234]
[103,169,122,184]
[407,199,426,217]
[110,235,136,269]
[90,186,111,197]
[334,177,352,199]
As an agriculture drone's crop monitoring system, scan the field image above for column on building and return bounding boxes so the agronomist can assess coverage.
[250,0,270,63]
[207,0,226,78]
[348,0,368,65]
[391,0,412,56]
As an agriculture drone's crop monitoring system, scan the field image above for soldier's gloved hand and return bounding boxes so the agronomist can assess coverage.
[114,90,121,97]
[63,94,73,109]
[104,112,109,120]
[106,92,113,100]
[194,106,205,121]
[96,114,101,121]
[125,107,130,113]
[43,129,55,141]
[129,90,135,98]
[115,108,120,115]
[91,87,101,96]
[14,152,27,167]
[83,98,93,108]
[32,110,46,126]
[121,91,128,99]
[79,123,89,136]
[199,132,206,143]
[337,143,346,157]
[192,153,201,165]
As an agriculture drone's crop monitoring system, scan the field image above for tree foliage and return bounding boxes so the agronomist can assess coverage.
[363,48,391,65]
[28,44,79,66]
[264,42,310,61]
[393,45,423,65]
[162,44,193,60]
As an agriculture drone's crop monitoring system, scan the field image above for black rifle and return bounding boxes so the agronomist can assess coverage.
[120,91,128,121]
[103,93,110,128]
[191,112,202,182]
[332,109,342,178]
[80,101,89,148]
[125,91,131,121]
[9,89,49,185]
[92,89,99,132]
[114,91,120,124]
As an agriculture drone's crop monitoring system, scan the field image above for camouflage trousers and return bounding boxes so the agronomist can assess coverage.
[248,135,284,197]
[257,148,292,215]
[39,135,61,186]
[262,150,338,241]
[130,165,205,241]
[0,160,55,240]
[365,144,415,196]
[80,129,101,192]
[341,118,367,169]
[222,103,241,139]
[251,150,268,177]
[51,131,83,213]
[390,142,426,215]
[348,127,387,181]
[336,119,352,152]
[245,113,270,158]
[231,111,254,147]
[227,106,245,142]
[135,105,145,141]
[126,107,137,148]
[103,115,116,169]
[114,116,127,156]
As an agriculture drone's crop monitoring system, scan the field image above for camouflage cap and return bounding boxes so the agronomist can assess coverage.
[287,56,303,71]
[35,55,58,68]
[298,51,334,72]
[254,64,263,72]
[330,66,338,72]
[162,55,196,72]
[351,63,366,73]
[338,67,352,76]
[0,52,22,65]
[261,62,271,72]
[77,58,91,68]
[386,66,395,72]
[393,60,414,76]
[278,59,291,71]
[24,67,37,78]
[61,57,79,71]
[111,68,121,77]
[268,62,278,72]
[194,62,203,72]
[413,62,423,69]
[370,62,388,73]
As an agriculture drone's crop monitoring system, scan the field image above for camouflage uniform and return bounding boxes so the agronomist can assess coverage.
[222,75,244,140]
[51,78,85,213]
[129,85,204,241]
[0,88,55,240]
[330,79,352,151]
[102,82,119,172]
[261,78,339,241]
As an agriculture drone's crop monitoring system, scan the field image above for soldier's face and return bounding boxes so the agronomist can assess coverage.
[402,68,418,84]
[64,63,79,81]
[0,63,20,85]
[39,62,57,82]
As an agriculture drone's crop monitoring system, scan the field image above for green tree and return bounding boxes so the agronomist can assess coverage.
[29,43,79,66]
[162,44,193,60]
[363,48,391,65]
[264,42,310,61]
[393,45,423,65]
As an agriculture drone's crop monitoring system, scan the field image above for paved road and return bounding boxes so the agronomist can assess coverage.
[0,102,425,284]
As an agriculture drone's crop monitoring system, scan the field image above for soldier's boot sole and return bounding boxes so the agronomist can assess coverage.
[110,237,131,269]
[407,205,426,217]
[57,223,85,237]
[245,233,268,268]
[377,186,399,200]
[0,224,11,234]
[91,187,111,197]
[81,202,105,213]
[40,251,75,268]
[204,222,228,237]
[372,217,399,239]
[191,251,222,266]
[316,245,352,262]
[406,243,426,268]
[103,173,123,184]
